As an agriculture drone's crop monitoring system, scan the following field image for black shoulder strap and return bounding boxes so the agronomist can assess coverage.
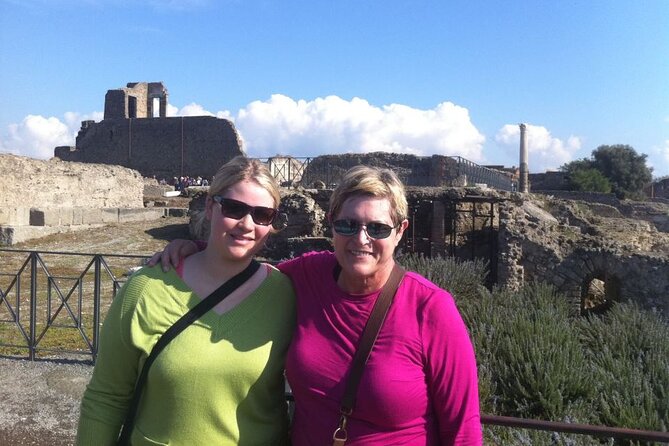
[117,260,261,445]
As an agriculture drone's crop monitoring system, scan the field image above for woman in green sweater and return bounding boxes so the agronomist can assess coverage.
[77,156,296,446]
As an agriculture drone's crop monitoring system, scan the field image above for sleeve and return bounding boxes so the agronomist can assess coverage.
[276,256,300,278]
[421,290,483,446]
[76,277,145,446]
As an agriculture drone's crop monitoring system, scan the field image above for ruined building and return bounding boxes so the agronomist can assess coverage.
[54,82,244,179]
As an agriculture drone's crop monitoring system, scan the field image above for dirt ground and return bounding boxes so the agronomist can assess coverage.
[0,214,191,445]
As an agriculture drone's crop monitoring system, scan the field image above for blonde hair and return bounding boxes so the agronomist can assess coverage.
[208,156,280,207]
[329,165,408,225]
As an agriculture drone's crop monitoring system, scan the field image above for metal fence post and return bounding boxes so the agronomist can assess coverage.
[29,251,37,361]
[92,254,102,362]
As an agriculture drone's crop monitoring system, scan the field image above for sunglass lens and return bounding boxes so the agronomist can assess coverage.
[220,200,249,220]
[366,223,393,239]
[333,219,359,236]
[252,208,277,225]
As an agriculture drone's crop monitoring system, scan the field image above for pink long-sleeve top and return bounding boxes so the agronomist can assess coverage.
[278,251,482,445]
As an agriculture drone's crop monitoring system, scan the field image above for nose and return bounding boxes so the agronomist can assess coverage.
[237,212,255,229]
[353,225,372,243]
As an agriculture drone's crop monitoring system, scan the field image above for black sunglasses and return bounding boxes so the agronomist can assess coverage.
[332,219,399,240]
[212,196,278,226]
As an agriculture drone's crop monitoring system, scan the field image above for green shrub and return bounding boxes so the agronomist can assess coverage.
[396,252,488,301]
[578,302,669,436]
[486,283,595,420]
[396,255,668,444]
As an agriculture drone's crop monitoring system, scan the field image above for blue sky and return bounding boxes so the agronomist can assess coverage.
[1,0,668,176]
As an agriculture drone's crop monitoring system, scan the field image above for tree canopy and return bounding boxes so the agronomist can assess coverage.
[561,145,652,199]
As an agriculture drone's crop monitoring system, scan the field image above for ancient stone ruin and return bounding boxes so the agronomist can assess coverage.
[0,154,169,245]
[54,82,245,180]
[184,176,669,314]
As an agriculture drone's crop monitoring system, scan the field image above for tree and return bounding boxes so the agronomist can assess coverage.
[561,145,652,199]
[591,145,652,198]
[568,167,612,193]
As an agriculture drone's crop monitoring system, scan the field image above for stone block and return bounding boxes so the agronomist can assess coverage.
[168,208,188,217]
[0,208,30,226]
[118,208,164,222]
[82,209,106,224]
[72,208,84,225]
[59,208,74,225]
[0,226,16,245]
[101,208,120,223]
[29,208,61,226]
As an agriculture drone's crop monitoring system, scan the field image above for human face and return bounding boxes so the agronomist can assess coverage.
[331,195,408,294]
[205,180,276,262]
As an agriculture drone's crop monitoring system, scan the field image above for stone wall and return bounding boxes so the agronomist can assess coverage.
[0,154,167,245]
[300,152,463,188]
[497,194,669,313]
[529,171,569,191]
[533,190,621,206]
[54,82,244,180]
[0,154,144,208]
[55,116,244,180]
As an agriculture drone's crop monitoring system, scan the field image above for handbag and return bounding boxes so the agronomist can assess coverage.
[332,263,406,446]
[116,259,261,445]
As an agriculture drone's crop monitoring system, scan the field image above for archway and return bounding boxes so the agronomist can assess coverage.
[581,272,621,314]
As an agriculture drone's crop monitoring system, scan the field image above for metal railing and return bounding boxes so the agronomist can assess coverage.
[283,394,668,443]
[2,248,667,443]
[0,249,148,361]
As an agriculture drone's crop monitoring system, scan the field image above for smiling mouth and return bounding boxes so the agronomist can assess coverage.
[350,250,372,256]
[230,234,254,242]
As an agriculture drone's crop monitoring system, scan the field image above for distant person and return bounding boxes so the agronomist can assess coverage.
[77,156,295,445]
[153,165,483,445]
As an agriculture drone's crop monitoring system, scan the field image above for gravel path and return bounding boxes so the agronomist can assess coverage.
[0,357,93,445]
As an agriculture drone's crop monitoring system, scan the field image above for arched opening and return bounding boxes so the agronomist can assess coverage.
[581,272,621,315]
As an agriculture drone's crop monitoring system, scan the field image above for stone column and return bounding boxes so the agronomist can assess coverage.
[519,123,529,193]
[160,93,168,118]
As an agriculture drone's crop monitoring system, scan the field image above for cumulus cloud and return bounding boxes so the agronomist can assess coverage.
[495,124,582,172]
[0,111,103,159]
[233,94,486,160]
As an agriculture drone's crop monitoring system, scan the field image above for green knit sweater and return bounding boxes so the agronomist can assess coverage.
[77,263,296,446]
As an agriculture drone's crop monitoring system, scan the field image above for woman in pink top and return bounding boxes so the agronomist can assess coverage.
[153,165,482,445]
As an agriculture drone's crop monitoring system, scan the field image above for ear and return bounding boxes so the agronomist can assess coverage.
[205,196,215,221]
[394,219,409,243]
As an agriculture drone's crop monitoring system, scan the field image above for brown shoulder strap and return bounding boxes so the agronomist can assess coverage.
[340,263,406,414]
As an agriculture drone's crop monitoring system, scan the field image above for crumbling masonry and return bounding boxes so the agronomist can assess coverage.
[54,82,244,180]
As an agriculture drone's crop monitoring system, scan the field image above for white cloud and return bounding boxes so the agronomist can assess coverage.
[167,103,220,118]
[0,111,103,159]
[495,124,582,172]
[0,115,72,159]
[233,94,486,160]
[647,140,669,178]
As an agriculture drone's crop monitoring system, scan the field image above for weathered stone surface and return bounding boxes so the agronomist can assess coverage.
[54,83,245,180]
[499,193,669,313]
[0,153,144,209]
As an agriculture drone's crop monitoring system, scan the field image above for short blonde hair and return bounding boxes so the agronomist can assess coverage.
[208,156,281,208]
[329,165,408,225]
